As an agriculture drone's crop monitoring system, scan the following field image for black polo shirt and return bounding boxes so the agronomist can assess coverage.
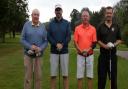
[97,22,121,54]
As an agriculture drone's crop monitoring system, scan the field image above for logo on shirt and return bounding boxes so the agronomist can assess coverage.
[111,27,115,32]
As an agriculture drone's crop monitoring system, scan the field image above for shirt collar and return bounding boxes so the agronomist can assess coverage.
[54,17,63,22]
[32,21,40,27]
[82,23,90,29]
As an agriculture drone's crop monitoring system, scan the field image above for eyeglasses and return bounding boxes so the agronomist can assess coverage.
[55,8,62,11]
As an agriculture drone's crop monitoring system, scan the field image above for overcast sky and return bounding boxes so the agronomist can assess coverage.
[28,0,120,22]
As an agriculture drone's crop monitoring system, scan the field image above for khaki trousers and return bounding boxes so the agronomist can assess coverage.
[24,55,42,89]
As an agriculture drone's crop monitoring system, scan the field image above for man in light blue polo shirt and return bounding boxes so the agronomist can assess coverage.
[21,9,48,89]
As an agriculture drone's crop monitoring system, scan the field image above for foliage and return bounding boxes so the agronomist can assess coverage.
[70,9,80,32]
[122,24,128,46]
[90,7,105,28]
[114,0,128,46]
[0,0,29,42]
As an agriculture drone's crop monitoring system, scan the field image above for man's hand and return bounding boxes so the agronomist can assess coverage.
[56,43,63,51]
[82,50,87,56]
[31,45,37,50]
[35,47,41,53]
[103,44,110,50]
[31,45,41,53]
[107,42,115,49]
[82,48,92,56]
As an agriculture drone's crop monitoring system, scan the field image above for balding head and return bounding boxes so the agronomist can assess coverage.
[81,8,90,25]
[31,9,40,25]
[32,9,40,15]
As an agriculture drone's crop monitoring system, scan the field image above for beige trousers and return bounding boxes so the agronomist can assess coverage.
[24,55,42,89]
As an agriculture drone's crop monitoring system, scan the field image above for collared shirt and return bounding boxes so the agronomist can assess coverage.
[97,22,122,54]
[47,17,71,54]
[32,21,40,27]
[74,24,97,51]
[21,21,48,55]
[97,22,121,44]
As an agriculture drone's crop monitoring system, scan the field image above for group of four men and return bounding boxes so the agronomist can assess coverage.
[21,4,122,89]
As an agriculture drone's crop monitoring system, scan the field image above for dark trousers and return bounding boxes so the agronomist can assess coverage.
[98,53,117,89]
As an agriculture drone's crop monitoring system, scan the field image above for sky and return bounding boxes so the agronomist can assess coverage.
[28,0,120,22]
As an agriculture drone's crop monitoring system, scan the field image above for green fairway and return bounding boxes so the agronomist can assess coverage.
[0,36,128,89]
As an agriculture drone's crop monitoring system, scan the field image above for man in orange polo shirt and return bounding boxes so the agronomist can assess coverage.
[74,8,97,89]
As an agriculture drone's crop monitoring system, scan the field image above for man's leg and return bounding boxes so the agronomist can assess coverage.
[34,57,42,89]
[63,76,69,89]
[98,54,108,89]
[50,54,59,89]
[87,78,93,89]
[77,55,85,89]
[111,55,117,89]
[24,55,33,89]
[86,55,94,89]
[61,54,69,89]
[51,76,57,89]
[78,78,83,89]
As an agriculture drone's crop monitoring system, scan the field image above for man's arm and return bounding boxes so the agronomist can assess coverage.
[114,25,122,46]
[39,28,48,51]
[98,40,110,49]
[47,23,57,46]
[91,42,97,49]
[20,22,31,49]
[74,40,82,53]
[63,22,71,45]
[73,28,82,53]
[91,28,97,49]
[114,40,122,47]
[96,24,110,50]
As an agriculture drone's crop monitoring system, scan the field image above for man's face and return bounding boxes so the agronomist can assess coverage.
[81,11,90,24]
[31,11,39,23]
[105,9,113,21]
[55,8,62,18]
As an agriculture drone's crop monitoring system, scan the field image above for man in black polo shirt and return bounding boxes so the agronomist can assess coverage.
[97,6,122,89]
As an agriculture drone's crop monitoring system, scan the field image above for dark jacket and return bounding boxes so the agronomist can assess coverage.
[47,17,71,54]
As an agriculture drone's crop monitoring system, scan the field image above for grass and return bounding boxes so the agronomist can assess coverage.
[0,35,128,89]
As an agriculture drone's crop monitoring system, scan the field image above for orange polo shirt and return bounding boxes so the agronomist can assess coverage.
[74,24,97,51]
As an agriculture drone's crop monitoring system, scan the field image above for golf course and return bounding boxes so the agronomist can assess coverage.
[0,35,128,89]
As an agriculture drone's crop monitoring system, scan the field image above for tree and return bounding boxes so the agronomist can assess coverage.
[0,0,29,42]
[114,0,128,46]
[122,24,128,46]
[8,0,29,38]
[70,9,80,32]
[0,0,9,42]
[90,7,105,28]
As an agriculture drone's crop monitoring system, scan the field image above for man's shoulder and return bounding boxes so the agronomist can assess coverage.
[74,24,82,32]
[24,21,31,26]
[76,24,82,29]
[112,22,120,27]
[98,22,104,27]
[89,24,96,30]
[49,18,55,25]
[62,19,69,23]
[96,22,105,30]
[40,23,47,30]
[40,22,45,27]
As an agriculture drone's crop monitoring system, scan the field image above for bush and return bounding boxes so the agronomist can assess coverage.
[122,24,128,47]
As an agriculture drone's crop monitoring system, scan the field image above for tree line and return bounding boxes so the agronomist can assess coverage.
[0,0,128,46]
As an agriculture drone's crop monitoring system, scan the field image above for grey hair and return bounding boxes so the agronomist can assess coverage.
[32,9,40,15]
[81,7,89,14]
